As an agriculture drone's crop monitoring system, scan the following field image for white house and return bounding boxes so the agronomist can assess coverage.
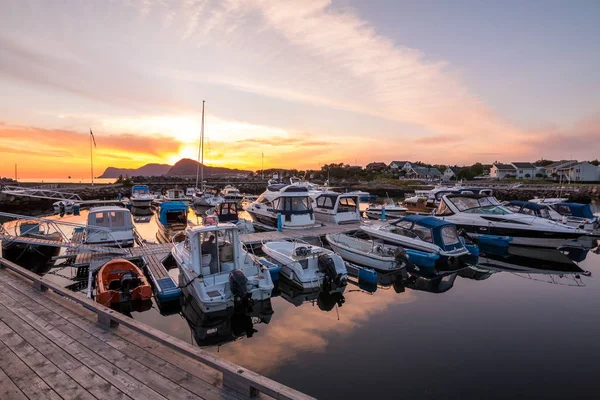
[490,163,516,179]
[544,160,578,180]
[389,161,412,171]
[560,162,600,182]
[443,167,462,181]
[510,162,536,179]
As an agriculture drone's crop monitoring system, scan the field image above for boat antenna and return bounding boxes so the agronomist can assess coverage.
[195,101,205,191]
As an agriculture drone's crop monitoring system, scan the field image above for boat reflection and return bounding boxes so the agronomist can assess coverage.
[181,288,274,346]
[275,279,346,311]
[464,245,591,286]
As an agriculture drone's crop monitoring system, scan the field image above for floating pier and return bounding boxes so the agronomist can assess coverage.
[0,257,314,400]
[144,253,181,304]
[240,222,361,246]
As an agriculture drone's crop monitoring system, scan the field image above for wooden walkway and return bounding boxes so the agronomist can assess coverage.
[74,243,174,267]
[0,259,314,400]
[239,222,360,245]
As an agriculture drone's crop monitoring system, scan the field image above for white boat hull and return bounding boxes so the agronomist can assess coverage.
[327,239,400,271]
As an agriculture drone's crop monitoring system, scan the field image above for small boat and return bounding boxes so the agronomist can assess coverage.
[193,190,224,207]
[84,206,135,247]
[220,185,245,204]
[156,201,189,243]
[1,222,62,274]
[261,241,347,291]
[326,231,410,272]
[504,200,599,232]
[164,188,191,204]
[95,259,153,307]
[361,215,471,268]
[130,185,154,208]
[53,200,74,214]
[365,197,408,220]
[311,192,362,225]
[173,222,274,314]
[205,201,254,234]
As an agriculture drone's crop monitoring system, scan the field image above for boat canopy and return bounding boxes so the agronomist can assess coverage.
[391,215,464,252]
[505,200,547,211]
[87,207,133,228]
[504,200,553,219]
[158,201,188,226]
[213,201,239,222]
[438,194,509,215]
[554,203,595,219]
[131,185,149,195]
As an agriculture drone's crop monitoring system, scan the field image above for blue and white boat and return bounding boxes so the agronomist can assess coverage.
[505,200,598,232]
[130,185,153,208]
[156,201,188,244]
[360,215,471,268]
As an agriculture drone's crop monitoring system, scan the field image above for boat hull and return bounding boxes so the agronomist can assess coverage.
[457,225,592,248]
[326,236,402,272]
[95,259,153,307]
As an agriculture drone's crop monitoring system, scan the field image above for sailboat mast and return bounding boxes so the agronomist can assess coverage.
[195,101,205,190]
[200,100,205,191]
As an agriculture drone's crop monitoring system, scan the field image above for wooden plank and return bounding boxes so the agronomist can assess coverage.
[0,258,314,400]
[0,319,96,400]
[0,339,62,400]
[0,275,241,400]
[0,367,28,400]
[0,298,129,400]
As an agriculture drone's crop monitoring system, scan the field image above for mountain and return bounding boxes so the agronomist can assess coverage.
[165,158,252,176]
[98,163,172,178]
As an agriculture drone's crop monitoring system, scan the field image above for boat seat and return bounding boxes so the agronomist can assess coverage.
[108,279,121,290]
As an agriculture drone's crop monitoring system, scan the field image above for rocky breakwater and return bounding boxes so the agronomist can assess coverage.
[493,185,599,204]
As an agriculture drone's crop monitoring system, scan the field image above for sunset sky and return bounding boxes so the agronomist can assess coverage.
[1,0,599,178]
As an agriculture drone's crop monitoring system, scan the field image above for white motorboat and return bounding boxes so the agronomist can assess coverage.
[130,185,153,208]
[261,241,347,291]
[84,206,135,247]
[245,184,320,230]
[205,201,255,234]
[192,190,224,207]
[326,231,409,272]
[311,192,362,225]
[164,188,191,204]
[53,200,74,214]
[361,215,471,267]
[220,185,244,204]
[173,223,274,314]
[365,197,408,220]
[504,201,599,232]
[434,194,594,248]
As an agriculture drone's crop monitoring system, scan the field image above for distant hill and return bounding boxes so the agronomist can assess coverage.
[98,163,172,178]
[165,158,252,176]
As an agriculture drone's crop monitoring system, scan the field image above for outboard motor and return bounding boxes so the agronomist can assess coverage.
[393,247,410,269]
[317,291,345,312]
[318,254,344,288]
[229,269,249,303]
[120,271,141,298]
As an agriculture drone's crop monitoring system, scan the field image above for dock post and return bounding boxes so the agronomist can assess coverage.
[381,206,386,221]
[97,310,119,327]
[222,369,259,398]
[277,214,282,232]
[33,279,48,292]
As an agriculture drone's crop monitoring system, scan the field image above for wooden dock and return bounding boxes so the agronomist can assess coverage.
[144,253,181,303]
[0,258,314,400]
[239,222,361,245]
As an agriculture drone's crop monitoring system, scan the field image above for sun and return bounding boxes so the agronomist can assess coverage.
[167,145,198,164]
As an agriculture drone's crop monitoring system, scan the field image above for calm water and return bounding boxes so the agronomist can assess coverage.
[6,205,600,399]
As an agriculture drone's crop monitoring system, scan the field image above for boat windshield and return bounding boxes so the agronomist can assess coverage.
[273,197,313,213]
[448,196,511,214]
[441,226,460,246]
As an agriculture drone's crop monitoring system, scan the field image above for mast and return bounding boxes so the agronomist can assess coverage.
[90,133,94,186]
[195,100,205,191]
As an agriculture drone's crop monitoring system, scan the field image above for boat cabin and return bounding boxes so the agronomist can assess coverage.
[158,201,188,226]
[131,185,150,197]
[552,203,596,221]
[165,188,187,200]
[312,192,361,224]
[504,200,557,219]
[260,185,314,221]
[211,201,240,223]
[182,224,241,276]
[85,206,134,247]
[389,215,466,252]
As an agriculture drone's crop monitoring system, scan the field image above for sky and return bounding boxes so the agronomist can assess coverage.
[0,0,599,178]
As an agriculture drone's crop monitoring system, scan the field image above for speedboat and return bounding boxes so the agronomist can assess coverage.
[434,194,594,248]
[95,259,152,307]
[504,200,599,232]
[311,192,362,225]
[164,188,191,204]
[361,215,471,268]
[326,231,410,272]
[192,190,224,207]
[172,223,273,314]
[130,185,153,208]
[365,197,408,220]
[220,185,245,204]
[156,201,188,244]
[205,201,254,234]
[53,200,74,214]
[528,197,569,205]
[1,221,62,274]
[261,241,347,291]
[84,206,135,247]
[245,184,320,230]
